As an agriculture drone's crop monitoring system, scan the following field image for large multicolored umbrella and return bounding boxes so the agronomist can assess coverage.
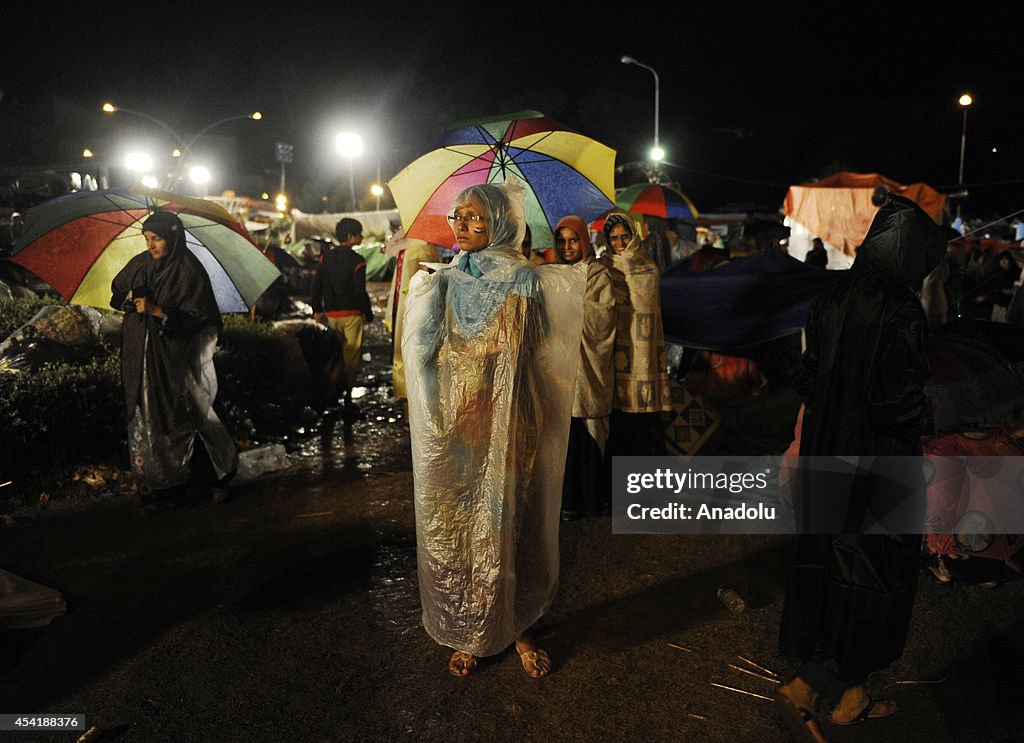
[11,185,280,313]
[615,182,699,220]
[387,110,617,249]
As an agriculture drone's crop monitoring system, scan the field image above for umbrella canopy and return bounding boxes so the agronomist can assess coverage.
[924,330,1024,433]
[615,183,699,220]
[11,184,280,313]
[387,110,616,249]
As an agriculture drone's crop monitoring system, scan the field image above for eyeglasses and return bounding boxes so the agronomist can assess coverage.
[447,214,487,226]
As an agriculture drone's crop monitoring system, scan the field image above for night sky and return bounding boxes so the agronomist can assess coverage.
[3,3,1022,217]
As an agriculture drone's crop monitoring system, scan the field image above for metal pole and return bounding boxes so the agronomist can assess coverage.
[652,69,660,150]
[280,161,286,196]
[348,157,357,211]
[958,106,968,186]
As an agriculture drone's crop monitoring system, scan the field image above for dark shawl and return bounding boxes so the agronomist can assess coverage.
[779,195,946,682]
[110,211,221,430]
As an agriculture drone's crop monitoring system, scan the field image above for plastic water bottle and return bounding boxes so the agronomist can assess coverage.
[237,444,288,480]
[717,585,746,614]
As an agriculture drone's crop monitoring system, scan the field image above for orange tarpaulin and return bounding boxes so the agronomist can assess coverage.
[783,172,947,257]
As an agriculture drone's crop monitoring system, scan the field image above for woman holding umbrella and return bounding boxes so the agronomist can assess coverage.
[110,210,238,508]
[403,179,583,677]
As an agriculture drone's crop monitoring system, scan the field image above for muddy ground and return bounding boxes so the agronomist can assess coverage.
[1,283,1022,743]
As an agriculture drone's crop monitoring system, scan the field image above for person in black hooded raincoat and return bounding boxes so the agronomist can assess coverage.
[774,194,946,742]
[110,210,238,506]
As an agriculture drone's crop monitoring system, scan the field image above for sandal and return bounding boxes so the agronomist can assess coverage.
[518,648,551,678]
[828,696,897,726]
[448,650,477,677]
[774,691,827,743]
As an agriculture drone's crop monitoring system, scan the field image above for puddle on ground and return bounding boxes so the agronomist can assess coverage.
[281,287,413,482]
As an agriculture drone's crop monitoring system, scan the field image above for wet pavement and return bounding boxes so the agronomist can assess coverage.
[1,283,1023,742]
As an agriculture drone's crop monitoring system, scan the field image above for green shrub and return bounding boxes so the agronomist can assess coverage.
[0,345,124,487]
[0,295,63,339]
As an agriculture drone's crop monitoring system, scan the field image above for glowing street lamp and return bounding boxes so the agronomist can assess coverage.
[335,132,364,211]
[124,152,153,174]
[371,183,384,211]
[621,56,663,167]
[189,165,211,184]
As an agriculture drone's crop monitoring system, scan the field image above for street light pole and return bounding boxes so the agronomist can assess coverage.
[102,103,261,190]
[957,93,973,220]
[621,55,663,174]
[335,132,364,212]
[170,112,262,188]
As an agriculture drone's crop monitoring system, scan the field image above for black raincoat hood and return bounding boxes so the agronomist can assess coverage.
[853,194,948,290]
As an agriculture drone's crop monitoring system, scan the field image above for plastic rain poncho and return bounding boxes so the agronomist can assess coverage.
[403,179,584,656]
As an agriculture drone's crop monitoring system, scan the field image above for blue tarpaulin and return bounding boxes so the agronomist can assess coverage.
[660,249,842,351]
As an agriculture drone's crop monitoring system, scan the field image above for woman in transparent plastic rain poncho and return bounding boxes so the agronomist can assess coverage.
[403,179,584,677]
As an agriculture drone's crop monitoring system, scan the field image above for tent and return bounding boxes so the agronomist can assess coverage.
[290,209,400,242]
[782,172,948,269]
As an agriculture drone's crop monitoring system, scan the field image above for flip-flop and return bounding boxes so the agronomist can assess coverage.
[774,691,827,743]
[828,696,897,726]
[518,648,551,678]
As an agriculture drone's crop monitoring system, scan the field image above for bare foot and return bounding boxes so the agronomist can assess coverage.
[515,636,551,678]
[828,685,897,725]
[448,650,476,677]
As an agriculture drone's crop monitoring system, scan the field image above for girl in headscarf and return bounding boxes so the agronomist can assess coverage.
[600,210,673,457]
[553,214,616,519]
[403,178,583,678]
[110,210,238,507]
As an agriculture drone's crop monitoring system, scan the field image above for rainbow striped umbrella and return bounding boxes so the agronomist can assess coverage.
[387,110,616,249]
[11,184,280,313]
[615,183,699,220]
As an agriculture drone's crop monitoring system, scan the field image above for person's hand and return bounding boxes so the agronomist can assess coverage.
[134,297,165,318]
[314,311,326,326]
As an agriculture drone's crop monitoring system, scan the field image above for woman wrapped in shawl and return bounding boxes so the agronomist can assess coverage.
[552,214,616,519]
[601,210,673,457]
[110,210,238,506]
[403,179,583,677]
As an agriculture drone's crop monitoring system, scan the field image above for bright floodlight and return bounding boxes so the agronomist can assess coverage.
[650,146,665,162]
[102,102,116,113]
[82,149,94,158]
[959,93,973,107]
[370,184,384,196]
[124,152,153,173]
[189,165,211,184]
[251,111,263,120]
[140,175,159,189]
[335,132,364,158]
